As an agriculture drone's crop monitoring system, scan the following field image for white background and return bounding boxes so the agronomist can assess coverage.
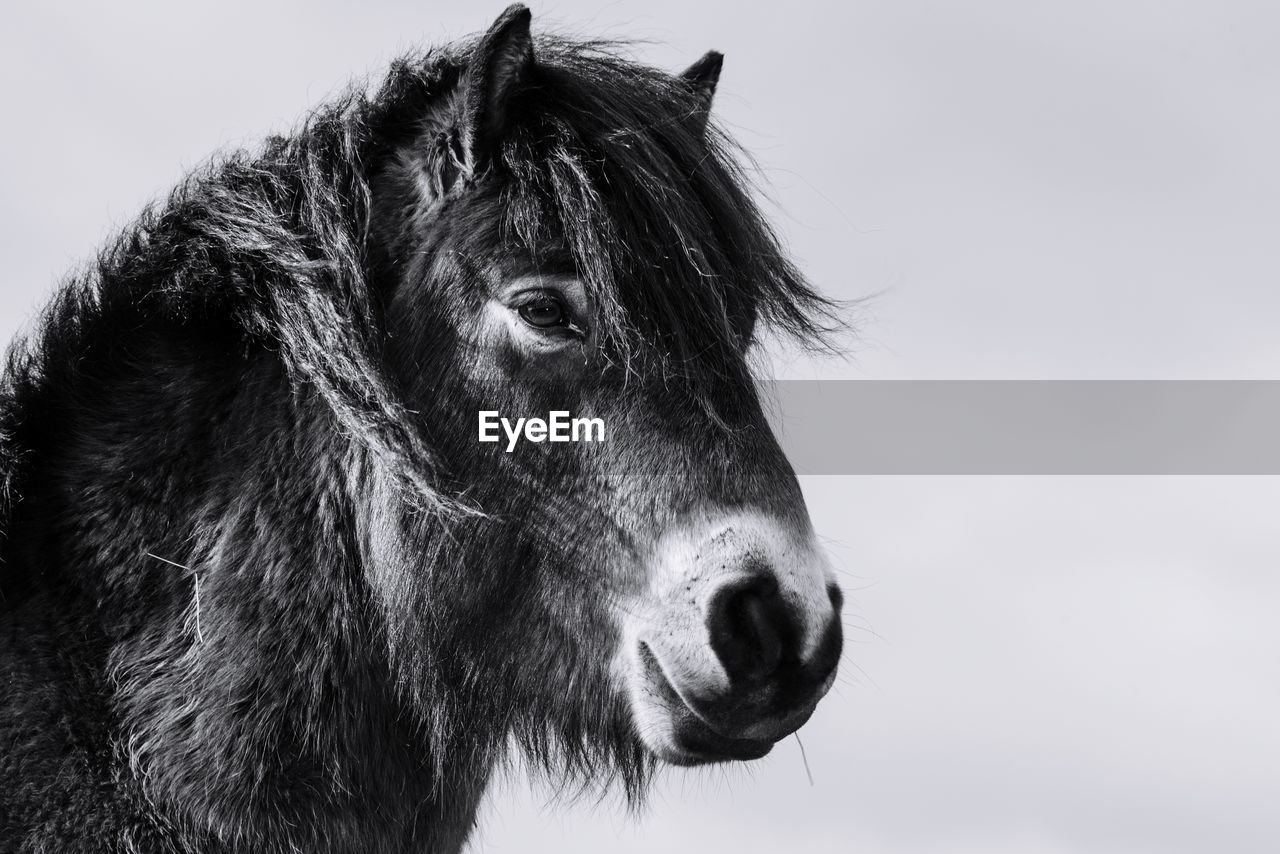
[3,2,1278,852]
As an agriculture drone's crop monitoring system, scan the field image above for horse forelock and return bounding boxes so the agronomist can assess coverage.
[492,39,841,384]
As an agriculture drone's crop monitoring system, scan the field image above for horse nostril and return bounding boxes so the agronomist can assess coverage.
[827,583,844,613]
[707,575,796,685]
[735,591,783,676]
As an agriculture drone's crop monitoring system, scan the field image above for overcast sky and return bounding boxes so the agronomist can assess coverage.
[3,2,1278,852]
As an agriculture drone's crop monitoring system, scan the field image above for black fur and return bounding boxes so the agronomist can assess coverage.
[0,8,836,853]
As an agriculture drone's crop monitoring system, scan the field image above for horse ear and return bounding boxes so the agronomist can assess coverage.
[680,51,724,132]
[458,4,535,177]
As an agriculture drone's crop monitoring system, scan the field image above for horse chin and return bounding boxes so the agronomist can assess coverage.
[625,642,785,766]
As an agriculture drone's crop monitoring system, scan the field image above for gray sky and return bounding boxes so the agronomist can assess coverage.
[4,2,1278,852]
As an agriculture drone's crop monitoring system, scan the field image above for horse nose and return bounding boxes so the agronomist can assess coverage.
[707,573,843,686]
[707,574,792,685]
[691,567,842,741]
[624,513,844,760]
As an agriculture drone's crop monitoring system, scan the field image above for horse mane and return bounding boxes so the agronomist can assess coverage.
[0,48,459,569]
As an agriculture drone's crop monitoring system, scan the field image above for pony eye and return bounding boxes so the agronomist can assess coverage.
[518,296,568,329]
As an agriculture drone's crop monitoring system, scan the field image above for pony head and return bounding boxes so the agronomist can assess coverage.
[362,5,843,786]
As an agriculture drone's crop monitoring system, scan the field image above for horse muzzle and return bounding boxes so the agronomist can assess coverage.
[621,512,843,765]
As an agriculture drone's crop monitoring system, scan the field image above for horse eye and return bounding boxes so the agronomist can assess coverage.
[518,296,568,329]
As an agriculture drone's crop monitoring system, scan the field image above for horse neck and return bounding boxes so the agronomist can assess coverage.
[12,323,492,851]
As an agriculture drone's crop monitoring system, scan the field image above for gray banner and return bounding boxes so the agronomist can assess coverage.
[762,381,1280,474]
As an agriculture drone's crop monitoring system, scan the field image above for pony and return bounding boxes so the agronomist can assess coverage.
[0,6,844,852]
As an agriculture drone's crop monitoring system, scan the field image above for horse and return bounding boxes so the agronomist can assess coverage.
[0,6,843,852]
